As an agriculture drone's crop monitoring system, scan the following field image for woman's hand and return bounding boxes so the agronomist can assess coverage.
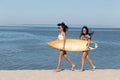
[85,43,90,51]
[62,47,65,51]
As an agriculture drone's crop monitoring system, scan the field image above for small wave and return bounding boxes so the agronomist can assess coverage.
[96,40,120,46]
[0,32,40,41]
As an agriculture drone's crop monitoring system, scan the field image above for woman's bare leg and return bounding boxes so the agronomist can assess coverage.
[63,51,75,70]
[80,51,88,72]
[55,50,64,72]
[86,55,96,70]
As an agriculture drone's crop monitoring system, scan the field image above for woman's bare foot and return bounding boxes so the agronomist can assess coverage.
[79,68,84,72]
[71,64,75,71]
[55,68,61,72]
[92,66,96,71]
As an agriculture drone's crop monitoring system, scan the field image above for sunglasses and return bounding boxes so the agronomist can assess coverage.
[58,26,61,29]
[58,27,60,29]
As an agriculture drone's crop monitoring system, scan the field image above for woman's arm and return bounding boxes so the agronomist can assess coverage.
[85,35,91,50]
[86,34,91,46]
[87,39,91,46]
[62,32,66,50]
[80,35,83,40]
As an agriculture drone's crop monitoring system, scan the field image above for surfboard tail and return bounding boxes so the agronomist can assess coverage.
[89,42,98,50]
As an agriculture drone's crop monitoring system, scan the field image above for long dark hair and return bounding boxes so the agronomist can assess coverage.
[57,22,68,32]
[80,26,94,37]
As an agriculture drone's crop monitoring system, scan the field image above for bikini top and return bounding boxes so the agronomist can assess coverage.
[80,34,91,40]
[58,33,64,40]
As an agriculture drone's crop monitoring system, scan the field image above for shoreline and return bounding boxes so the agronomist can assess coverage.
[0,69,120,80]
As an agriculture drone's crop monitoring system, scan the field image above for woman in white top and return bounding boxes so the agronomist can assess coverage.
[55,22,75,72]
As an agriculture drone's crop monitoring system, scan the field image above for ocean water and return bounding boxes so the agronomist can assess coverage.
[0,25,120,70]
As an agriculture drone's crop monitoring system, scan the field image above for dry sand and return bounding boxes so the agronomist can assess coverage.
[0,69,120,80]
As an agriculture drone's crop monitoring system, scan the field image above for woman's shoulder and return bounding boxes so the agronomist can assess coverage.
[85,34,91,38]
[61,31,66,35]
[86,34,90,37]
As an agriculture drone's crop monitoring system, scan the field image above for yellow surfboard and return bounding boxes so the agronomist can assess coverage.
[48,39,98,52]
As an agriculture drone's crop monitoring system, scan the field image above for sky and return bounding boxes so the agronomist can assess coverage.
[0,0,120,26]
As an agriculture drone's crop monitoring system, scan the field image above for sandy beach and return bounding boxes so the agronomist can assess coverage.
[0,69,120,80]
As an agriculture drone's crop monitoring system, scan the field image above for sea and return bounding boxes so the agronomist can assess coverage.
[0,25,120,70]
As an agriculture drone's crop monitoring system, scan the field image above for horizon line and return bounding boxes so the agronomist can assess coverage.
[0,24,120,26]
